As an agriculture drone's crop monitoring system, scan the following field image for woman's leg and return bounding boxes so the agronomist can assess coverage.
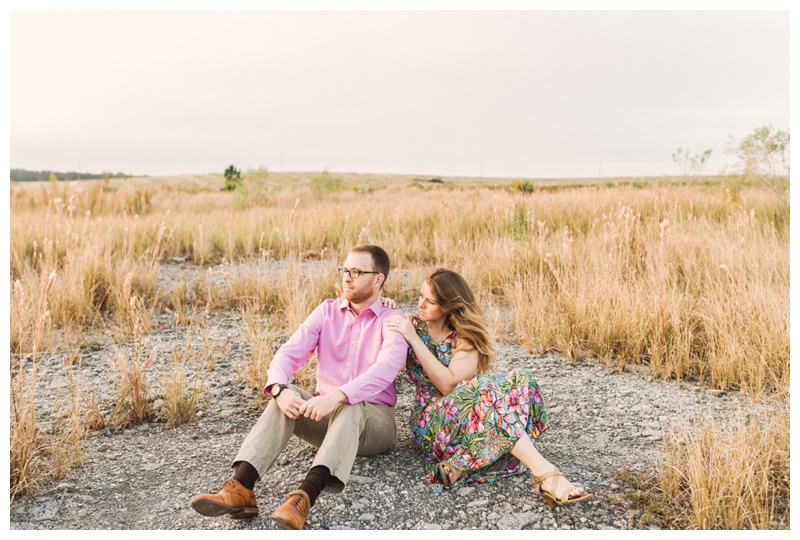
[511,433,586,500]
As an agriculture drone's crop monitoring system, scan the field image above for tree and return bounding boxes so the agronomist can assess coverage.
[672,147,712,178]
[223,165,242,191]
[727,125,789,177]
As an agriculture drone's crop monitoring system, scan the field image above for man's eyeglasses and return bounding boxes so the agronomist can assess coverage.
[338,267,380,279]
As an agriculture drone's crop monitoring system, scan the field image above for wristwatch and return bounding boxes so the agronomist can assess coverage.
[271,383,288,398]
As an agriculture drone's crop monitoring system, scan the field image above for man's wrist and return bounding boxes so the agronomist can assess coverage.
[270,383,289,397]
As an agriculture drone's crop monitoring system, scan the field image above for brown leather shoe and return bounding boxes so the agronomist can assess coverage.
[191,478,259,519]
[269,489,311,530]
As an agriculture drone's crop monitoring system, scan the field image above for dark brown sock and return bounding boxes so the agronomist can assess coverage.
[232,461,260,491]
[298,465,331,506]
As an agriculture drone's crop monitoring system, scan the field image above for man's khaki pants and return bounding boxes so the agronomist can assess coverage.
[232,384,396,493]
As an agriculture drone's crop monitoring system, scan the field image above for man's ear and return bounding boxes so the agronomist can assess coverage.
[375,273,385,288]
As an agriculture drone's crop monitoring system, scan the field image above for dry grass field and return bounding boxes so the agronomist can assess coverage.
[9,170,790,528]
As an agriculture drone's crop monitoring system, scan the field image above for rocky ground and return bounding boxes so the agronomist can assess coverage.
[9,264,780,530]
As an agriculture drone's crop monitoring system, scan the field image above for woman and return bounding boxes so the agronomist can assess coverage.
[384,268,591,506]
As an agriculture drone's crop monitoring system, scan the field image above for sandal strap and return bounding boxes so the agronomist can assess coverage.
[535,468,576,503]
[532,467,562,486]
[440,462,461,486]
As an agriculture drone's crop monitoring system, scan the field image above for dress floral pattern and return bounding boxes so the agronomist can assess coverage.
[407,316,549,492]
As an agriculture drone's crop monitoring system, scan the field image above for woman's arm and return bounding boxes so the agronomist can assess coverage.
[415,342,478,395]
[386,315,478,395]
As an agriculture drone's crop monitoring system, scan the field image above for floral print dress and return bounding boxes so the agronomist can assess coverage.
[407,315,549,492]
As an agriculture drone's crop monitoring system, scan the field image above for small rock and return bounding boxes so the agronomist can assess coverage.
[457,486,474,496]
[467,499,489,508]
[496,517,521,530]
[26,497,60,521]
[359,513,375,521]
[349,475,375,484]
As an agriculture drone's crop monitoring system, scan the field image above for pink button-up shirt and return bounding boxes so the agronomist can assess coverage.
[263,296,409,406]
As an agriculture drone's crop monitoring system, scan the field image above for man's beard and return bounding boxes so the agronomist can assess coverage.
[344,285,374,305]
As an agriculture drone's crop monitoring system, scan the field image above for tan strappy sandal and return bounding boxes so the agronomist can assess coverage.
[438,462,463,487]
[532,468,593,506]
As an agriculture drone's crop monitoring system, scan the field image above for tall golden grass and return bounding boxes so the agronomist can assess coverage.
[9,174,789,527]
[651,407,790,529]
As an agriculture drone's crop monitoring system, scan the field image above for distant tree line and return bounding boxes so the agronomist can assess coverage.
[10,169,132,182]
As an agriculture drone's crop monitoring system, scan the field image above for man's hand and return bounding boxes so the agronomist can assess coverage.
[275,387,307,419]
[298,390,347,421]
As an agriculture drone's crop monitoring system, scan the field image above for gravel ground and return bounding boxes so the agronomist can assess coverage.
[10,263,781,530]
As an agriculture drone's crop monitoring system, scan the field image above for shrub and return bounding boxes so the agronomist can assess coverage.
[310,169,343,194]
[224,165,242,191]
[672,148,712,178]
[513,180,534,193]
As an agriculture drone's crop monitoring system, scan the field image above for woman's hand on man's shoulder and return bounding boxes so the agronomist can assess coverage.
[380,296,398,309]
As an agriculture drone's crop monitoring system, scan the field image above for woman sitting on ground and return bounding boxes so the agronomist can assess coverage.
[384,268,591,505]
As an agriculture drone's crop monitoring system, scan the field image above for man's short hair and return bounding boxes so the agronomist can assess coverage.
[350,244,390,281]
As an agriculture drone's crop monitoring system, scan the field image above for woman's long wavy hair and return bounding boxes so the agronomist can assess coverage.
[425,268,495,374]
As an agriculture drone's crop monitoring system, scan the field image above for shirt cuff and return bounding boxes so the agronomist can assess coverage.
[263,378,288,396]
[337,382,359,404]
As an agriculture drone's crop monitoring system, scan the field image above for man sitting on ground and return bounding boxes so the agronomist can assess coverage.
[190,244,408,530]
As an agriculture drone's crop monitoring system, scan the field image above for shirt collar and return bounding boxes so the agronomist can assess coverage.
[336,295,384,316]
[367,296,384,315]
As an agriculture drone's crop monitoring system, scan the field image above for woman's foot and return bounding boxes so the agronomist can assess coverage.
[533,468,592,506]
[438,462,463,487]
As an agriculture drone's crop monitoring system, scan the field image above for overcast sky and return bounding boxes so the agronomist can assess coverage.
[9,10,790,179]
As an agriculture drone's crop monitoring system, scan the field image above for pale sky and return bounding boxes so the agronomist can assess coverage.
[9,10,790,179]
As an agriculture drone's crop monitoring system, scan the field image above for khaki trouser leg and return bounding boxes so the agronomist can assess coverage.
[231,384,396,493]
[231,385,323,478]
[311,400,396,493]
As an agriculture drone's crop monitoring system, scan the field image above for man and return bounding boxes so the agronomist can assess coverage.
[190,245,408,530]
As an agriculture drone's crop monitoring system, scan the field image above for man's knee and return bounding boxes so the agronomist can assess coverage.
[356,404,396,455]
[329,401,365,425]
